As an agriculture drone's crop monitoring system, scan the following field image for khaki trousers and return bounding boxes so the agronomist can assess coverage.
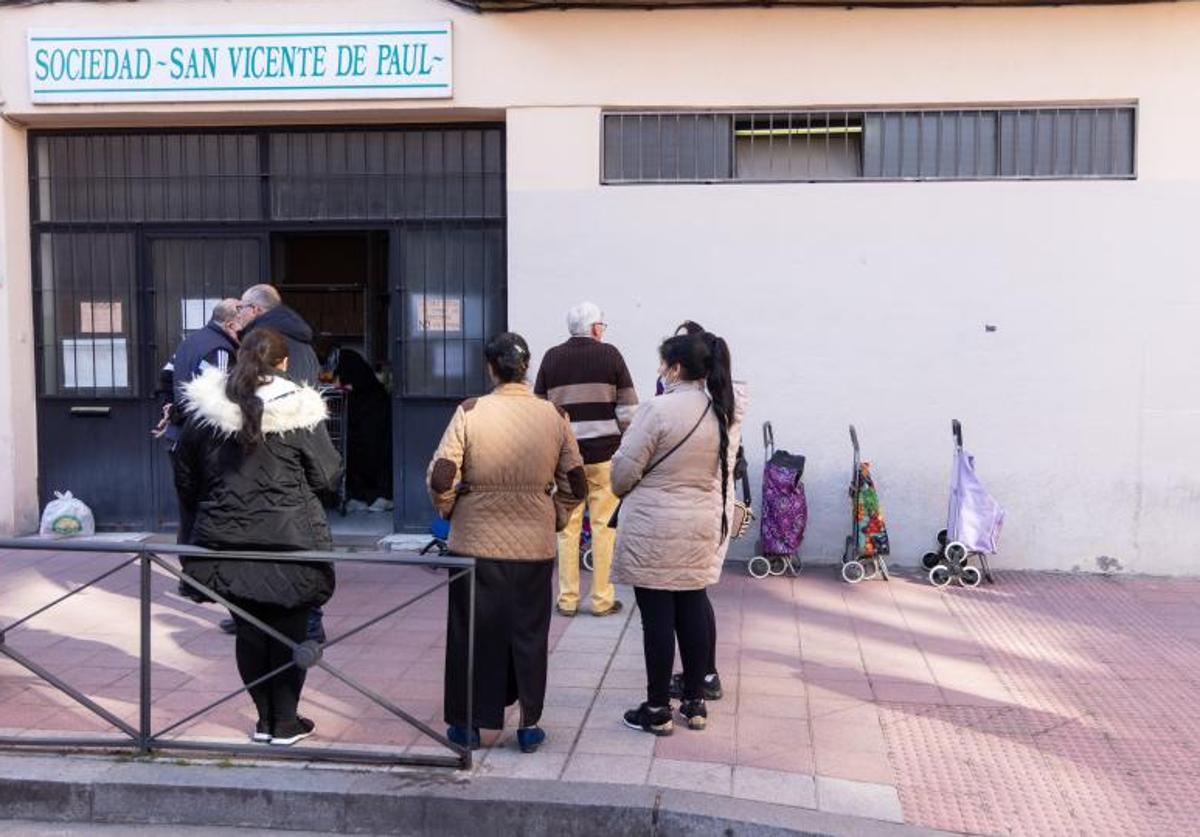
[557,460,619,613]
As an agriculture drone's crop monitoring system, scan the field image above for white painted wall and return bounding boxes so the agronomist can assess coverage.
[509,107,1200,575]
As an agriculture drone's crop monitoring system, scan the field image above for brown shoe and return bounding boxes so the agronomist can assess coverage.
[555,604,578,618]
[593,601,624,617]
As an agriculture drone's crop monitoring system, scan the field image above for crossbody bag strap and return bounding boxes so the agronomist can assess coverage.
[608,401,711,530]
[641,400,711,481]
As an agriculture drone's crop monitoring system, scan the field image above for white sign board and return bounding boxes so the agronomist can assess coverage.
[28,24,452,104]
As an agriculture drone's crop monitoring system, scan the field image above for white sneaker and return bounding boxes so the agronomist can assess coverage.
[368,498,394,513]
[345,499,369,513]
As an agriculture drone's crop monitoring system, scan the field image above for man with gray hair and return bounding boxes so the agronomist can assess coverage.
[238,283,320,386]
[534,301,638,618]
[155,297,242,447]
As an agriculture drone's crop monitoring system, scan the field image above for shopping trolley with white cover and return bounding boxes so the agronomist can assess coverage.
[920,420,1004,588]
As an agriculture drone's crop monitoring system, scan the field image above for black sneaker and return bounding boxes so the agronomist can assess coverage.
[251,720,272,743]
[679,699,708,731]
[270,717,315,746]
[670,672,724,701]
[622,702,674,736]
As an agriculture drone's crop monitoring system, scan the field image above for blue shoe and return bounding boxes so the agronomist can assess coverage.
[447,725,481,750]
[517,726,546,754]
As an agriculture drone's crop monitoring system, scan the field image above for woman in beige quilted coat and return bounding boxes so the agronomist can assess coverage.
[611,330,740,736]
[426,332,586,754]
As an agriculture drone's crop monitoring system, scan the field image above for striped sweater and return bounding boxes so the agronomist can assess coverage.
[534,337,638,464]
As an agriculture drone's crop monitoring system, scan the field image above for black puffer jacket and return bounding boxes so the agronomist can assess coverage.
[241,305,321,387]
[174,368,343,609]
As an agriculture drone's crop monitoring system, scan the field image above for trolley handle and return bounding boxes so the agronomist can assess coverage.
[952,419,963,449]
[763,421,775,460]
[849,424,859,455]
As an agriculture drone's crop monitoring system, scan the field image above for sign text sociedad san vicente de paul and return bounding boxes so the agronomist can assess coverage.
[28,24,452,103]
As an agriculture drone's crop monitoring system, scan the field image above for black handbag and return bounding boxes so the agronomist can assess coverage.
[608,402,711,528]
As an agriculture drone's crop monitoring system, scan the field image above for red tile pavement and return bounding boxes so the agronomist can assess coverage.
[2,548,1200,835]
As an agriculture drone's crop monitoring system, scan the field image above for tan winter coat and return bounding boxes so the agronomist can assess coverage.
[611,379,745,591]
[427,383,586,560]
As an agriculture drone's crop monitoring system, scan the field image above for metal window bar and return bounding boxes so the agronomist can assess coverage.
[0,537,477,770]
[602,106,1135,184]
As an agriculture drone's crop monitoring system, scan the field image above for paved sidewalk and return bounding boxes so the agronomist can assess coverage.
[1,546,1198,835]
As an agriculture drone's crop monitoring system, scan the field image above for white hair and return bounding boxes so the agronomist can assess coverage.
[567,301,603,337]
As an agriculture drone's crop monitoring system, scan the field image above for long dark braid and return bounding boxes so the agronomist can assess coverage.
[703,333,735,542]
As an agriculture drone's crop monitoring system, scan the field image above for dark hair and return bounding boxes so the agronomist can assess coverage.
[674,320,705,336]
[226,328,289,447]
[485,332,531,384]
[659,331,736,541]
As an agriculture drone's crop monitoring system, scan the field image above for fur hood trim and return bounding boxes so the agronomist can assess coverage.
[181,367,328,437]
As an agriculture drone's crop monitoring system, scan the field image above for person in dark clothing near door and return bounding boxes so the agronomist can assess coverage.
[238,284,321,386]
[153,298,243,631]
[174,328,343,746]
[332,347,393,512]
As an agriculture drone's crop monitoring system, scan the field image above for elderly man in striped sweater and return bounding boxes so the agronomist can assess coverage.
[534,301,638,618]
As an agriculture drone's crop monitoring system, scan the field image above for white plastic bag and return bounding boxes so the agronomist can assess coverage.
[39,491,96,536]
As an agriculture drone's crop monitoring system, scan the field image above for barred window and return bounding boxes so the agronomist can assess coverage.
[602,106,1135,183]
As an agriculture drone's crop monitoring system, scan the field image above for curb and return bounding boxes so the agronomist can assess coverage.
[0,754,948,836]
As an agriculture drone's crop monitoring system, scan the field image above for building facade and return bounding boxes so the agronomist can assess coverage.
[0,0,1196,574]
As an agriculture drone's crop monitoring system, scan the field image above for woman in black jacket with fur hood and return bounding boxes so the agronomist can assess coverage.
[174,328,343,746]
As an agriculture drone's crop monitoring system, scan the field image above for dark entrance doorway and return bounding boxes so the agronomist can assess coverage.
[30,126,506,534]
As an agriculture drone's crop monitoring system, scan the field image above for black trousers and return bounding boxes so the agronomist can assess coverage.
[444,558,553,730]
[703,591,719,677]
[231,602,310,728]
[634,587,710,705]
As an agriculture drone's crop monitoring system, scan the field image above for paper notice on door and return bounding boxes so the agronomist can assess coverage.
[413,295,463,333]
[62,338,130,389]
[79,301,123,334]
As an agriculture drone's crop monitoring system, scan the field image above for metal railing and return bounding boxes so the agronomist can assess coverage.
[0,537,475,769]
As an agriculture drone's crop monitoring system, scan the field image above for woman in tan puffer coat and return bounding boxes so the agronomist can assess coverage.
[611,330,741,736]
[426,332,586,755]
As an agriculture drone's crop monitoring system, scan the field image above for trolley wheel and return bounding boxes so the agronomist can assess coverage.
[747,556,772,579]
[786,556,802,577]
[581,547,594,573]
[842,561,866,584]
[929,565,952,588]
[961,565,982,588]
[922,551,940,571]
[768,556,789,576]
[861,559,880,581]
[937,529,949,547]
[945,542,969,566]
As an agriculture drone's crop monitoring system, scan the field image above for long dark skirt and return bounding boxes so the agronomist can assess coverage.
[444,558,553,730]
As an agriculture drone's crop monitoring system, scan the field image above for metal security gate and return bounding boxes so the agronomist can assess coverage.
[29,126,506,533]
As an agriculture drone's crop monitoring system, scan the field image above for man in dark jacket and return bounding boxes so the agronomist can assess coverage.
[155,298,242,449]
[153,298,244,627]
[238,285,320,386]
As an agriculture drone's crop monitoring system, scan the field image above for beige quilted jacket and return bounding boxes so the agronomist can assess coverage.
[611,379,746,591]
[426,383,586,561]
